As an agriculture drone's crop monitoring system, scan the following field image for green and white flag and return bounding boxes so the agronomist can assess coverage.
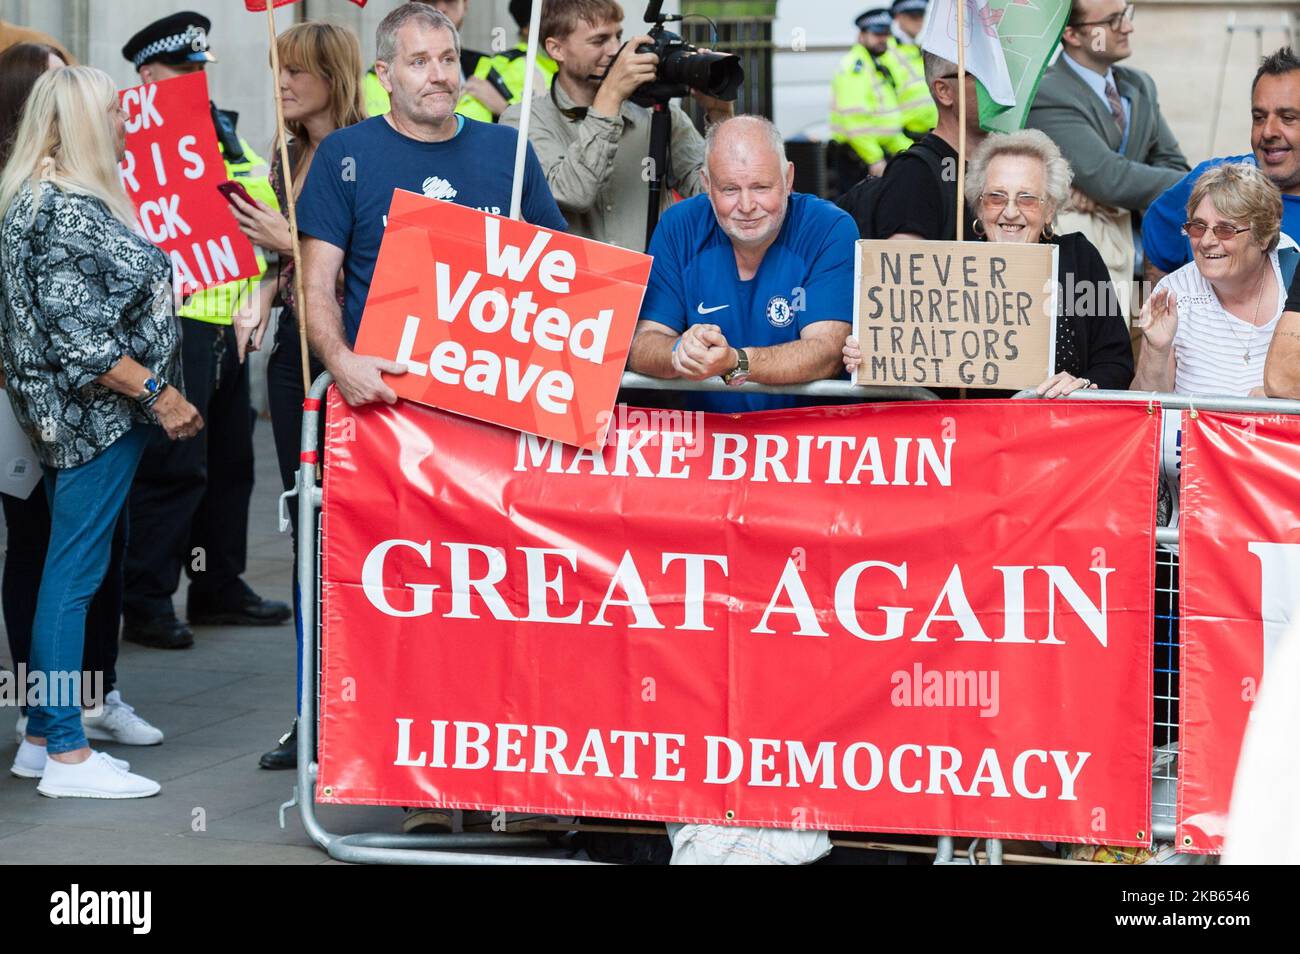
[978,0,1072,133]
[920,0,1017,106]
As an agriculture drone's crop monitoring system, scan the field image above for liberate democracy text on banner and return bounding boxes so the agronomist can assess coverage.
[1178,411,1300,853]
[118,72,260,297]
[317,395,1158,843]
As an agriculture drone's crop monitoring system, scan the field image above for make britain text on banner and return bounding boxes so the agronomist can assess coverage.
[1178,411,1300,853]
[317,395,1158,843]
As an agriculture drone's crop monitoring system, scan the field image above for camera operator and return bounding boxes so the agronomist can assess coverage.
[502,0,732,252]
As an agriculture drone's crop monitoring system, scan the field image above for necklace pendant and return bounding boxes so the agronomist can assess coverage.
[1244,350,1251,365]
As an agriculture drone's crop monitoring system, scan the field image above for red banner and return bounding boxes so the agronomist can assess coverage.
[353,191,650,450]
[118,72,259,296]
[318,394,1158,843]
[1178,411,1300,853]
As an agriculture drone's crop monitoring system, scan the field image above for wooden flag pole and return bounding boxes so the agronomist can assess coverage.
[956,0,967,243]
[264,3,312,398]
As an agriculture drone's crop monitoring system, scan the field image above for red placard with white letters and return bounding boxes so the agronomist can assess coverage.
[316,394,1159,844]
[118,72,260,296]
[353,190,651,450]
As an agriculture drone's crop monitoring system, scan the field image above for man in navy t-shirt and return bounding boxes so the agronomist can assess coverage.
[297,3,566,407]
[630,115,857,412]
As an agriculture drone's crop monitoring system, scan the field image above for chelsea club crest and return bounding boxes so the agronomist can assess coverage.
[766,295,793,328]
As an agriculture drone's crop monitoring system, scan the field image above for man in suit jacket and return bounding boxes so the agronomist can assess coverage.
[1027,1,1188,319]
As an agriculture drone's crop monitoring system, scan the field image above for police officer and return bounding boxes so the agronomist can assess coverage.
[830,8,913,190]
[496,0,558,98]
[880,0,937,139]
[121,12,290,649]
[363,0,518,121]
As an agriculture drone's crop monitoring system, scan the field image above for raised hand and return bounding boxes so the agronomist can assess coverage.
[1135,287,1178,352]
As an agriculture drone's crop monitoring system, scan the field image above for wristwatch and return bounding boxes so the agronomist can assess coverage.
[722,348,750,387]
[138,375,165,408]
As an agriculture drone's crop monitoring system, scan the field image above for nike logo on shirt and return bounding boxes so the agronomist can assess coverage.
[697,303,729,315]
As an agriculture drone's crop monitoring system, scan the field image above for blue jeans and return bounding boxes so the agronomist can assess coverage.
[26,424,150,754]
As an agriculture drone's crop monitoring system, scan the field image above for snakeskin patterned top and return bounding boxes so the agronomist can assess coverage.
[0,183,181,468]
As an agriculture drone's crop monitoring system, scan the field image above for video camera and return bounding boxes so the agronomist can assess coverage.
[631,0,743,107]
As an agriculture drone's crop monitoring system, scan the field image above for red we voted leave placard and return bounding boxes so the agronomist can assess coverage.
[118,72,260,296]
[354,190,652,449]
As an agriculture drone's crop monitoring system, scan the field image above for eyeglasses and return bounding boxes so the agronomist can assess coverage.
[1181,221,1251,241]
[981,191,1044,212]
[1070,4,1135,32]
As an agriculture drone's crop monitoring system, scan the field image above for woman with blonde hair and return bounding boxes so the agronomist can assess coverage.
[1,41,165,764]
[0,65,201,798]
[225,21,366,771]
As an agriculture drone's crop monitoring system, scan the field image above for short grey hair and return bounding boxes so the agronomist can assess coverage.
[964,129,1073,218]
[376,3,460,63]
[923,51,958,88]
[1186,162,1282,253]
[704,115,787,169]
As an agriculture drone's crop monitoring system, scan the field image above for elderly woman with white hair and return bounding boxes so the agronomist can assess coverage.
[845,129,1134,395]
[1133,163,1297,396]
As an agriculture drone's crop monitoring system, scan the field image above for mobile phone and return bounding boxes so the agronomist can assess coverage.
[217,180,255,207]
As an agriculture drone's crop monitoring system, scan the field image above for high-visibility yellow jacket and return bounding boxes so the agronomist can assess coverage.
[364,47,531,122]
[363,70,388,117]
[494,42,557,98]
[879,37,937,136]
[181,120,278,325]
[830,44,912,166]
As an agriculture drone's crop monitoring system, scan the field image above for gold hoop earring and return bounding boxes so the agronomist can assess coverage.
[1041,219,1055,241]
[972,218,986,237]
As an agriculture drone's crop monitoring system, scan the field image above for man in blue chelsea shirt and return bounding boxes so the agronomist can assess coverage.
[298,3,566,407]
[629,116,858,413]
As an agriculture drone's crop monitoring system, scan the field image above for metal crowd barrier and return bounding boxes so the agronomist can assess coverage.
[285,375,1300,865]
[1014,388,1300,855]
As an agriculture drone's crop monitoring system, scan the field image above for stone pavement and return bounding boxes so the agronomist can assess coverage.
[0,420,404,864]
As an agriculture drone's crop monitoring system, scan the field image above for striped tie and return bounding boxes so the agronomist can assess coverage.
[1104,79,1126,134]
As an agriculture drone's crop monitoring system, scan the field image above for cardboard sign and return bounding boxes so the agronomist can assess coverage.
[118,72,260,296]
[354,190,652,450]
[853,240,1058,390]
[318,395,1159,843]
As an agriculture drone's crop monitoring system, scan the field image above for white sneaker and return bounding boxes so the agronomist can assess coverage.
[82,691,164,745]
[13,713,26,744]
[36,751,160,799]
[10,740,129,779]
